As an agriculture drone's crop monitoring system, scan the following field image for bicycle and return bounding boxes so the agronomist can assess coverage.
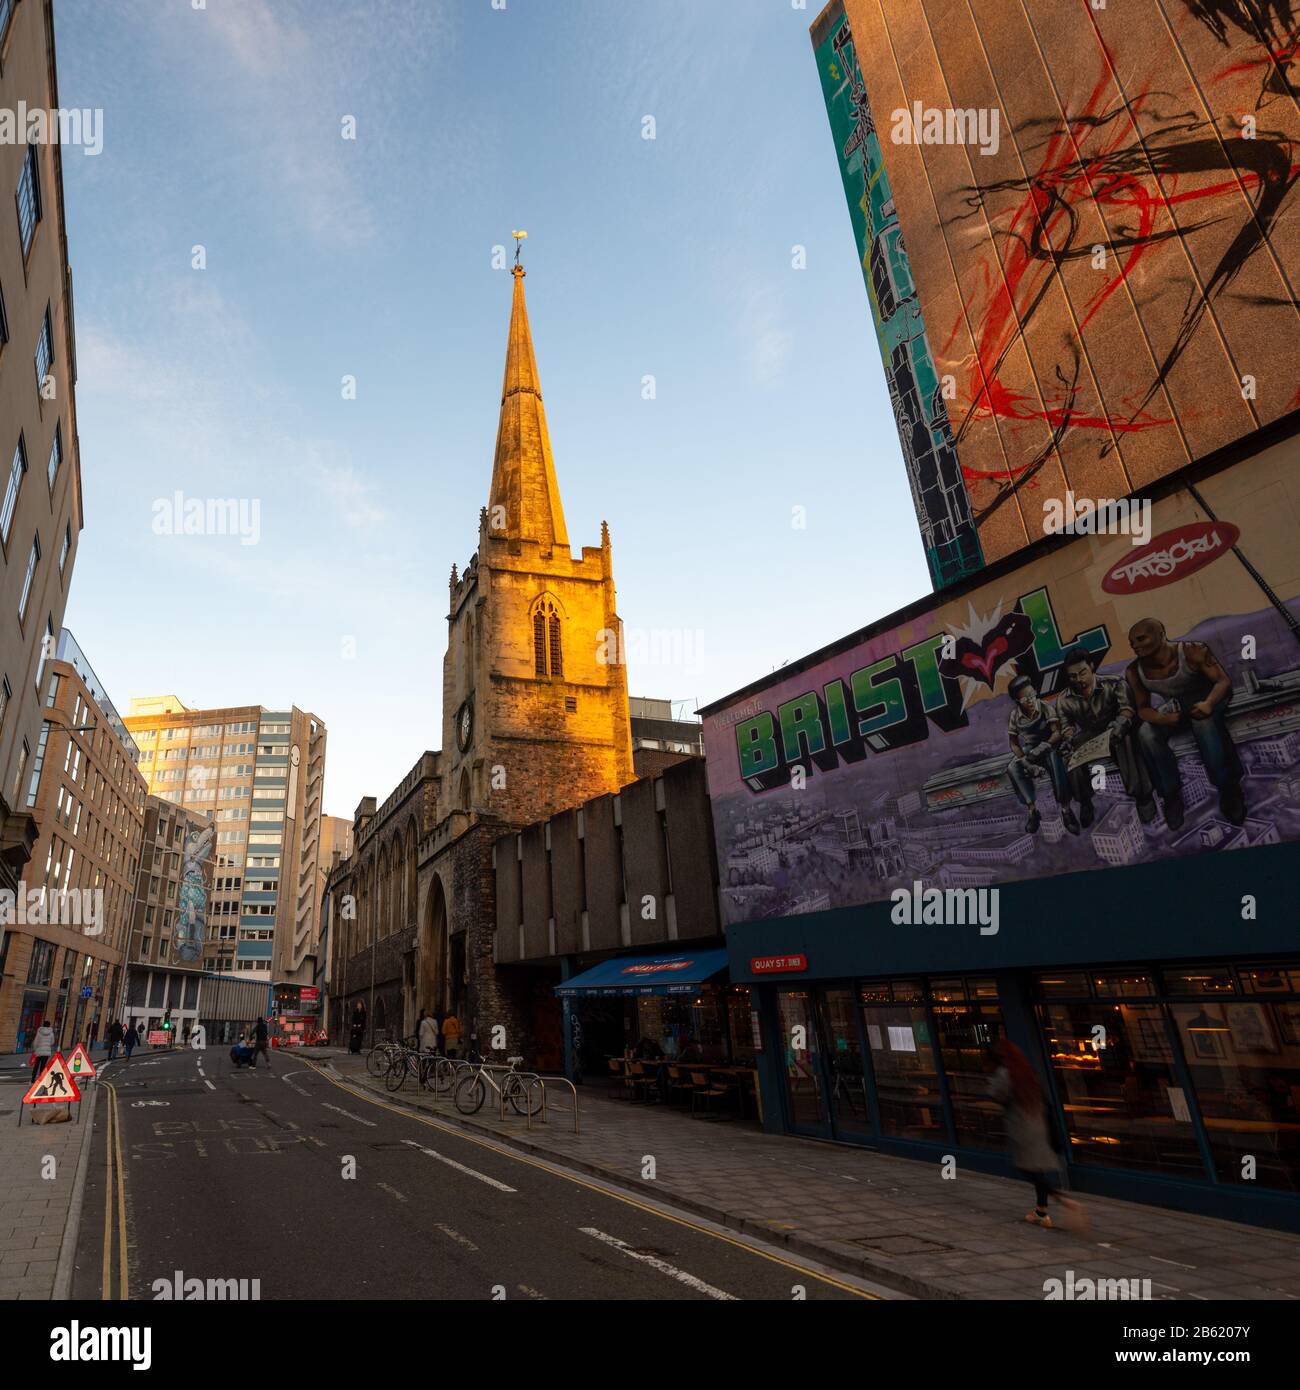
[453,1056,542,1117]
[384,1045,440,1092]
[366,1033,415,1079]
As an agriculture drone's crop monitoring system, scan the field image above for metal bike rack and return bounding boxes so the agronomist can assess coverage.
[522,1075,579,1134]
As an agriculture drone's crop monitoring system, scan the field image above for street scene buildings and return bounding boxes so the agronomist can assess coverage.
[0,0,1297,1337]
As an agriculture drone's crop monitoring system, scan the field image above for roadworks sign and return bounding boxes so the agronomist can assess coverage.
[23,1053,83,1104]
[66,1044,97,1080]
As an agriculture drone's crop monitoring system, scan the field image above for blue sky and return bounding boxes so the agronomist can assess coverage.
[55,0,930,818]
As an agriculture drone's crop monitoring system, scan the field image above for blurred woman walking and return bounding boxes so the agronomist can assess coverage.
[989,1039,1085,1231]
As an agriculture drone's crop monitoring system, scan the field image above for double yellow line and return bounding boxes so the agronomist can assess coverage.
[100,1082,128,1299]
[302,1057,880,1301]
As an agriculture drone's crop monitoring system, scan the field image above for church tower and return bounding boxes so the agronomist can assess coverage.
[442,253,634,826]
[422,248,634,1055]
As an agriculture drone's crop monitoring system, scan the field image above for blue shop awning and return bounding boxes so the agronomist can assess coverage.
[556,949,730,998]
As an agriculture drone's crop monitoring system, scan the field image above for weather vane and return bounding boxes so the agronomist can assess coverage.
[512,229,527,266]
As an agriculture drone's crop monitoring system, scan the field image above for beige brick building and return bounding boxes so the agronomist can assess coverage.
[0,0,85,914]
[0,631,144,1053]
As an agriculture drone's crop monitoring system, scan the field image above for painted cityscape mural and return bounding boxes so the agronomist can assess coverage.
[702,448,1300,926]
[813,2,983,591]
[813,0,1300,575]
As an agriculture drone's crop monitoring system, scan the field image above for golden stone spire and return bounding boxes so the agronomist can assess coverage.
[488,236,569,549]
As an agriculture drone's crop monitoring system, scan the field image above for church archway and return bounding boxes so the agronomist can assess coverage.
[420,875,449,1015]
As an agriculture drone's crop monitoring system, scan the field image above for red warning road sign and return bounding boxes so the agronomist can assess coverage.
[66,1044,97,1080]
[22,1054,83,1104]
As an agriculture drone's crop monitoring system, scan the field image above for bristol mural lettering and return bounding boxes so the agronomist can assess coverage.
[703,454,1300,926]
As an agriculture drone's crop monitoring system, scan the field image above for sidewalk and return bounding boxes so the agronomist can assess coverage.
[302,1046,1300,1301]
[0,1062,101,1299]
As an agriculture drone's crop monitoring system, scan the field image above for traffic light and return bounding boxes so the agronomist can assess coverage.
[162,1009,172,1032]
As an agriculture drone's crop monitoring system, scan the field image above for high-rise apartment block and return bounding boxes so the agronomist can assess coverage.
[123,698,326,984]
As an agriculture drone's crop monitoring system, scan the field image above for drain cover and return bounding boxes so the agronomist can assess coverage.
[851,1234,952,1255]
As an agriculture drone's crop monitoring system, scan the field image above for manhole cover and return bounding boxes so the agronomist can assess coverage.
[851,1234,952,1255]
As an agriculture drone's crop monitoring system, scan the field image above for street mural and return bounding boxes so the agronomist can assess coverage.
[814,0,1300,574]
[702,447,1300,926]
[175,820,214,962]
[814,4,983,591]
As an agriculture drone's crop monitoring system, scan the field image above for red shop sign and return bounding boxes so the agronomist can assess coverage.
[1101,520,1238,595]
[751,954,808,975]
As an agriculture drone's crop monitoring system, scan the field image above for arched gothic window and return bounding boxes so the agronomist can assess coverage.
[531,596,563,678]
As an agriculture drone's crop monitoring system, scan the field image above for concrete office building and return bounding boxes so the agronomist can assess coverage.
[121,793,214,1042]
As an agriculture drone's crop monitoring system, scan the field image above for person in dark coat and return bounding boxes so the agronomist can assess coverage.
[107,1019,124,1062]
[123,1024,139,1060]
[988,1040,1085,1230]
[349,1002,366,1054]
[251,1016,270,1069]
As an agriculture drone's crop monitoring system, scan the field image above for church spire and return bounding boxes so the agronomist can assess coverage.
[488,238,569,550]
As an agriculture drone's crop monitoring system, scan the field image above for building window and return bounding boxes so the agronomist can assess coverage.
[531,596,563,678]
[17,532,39,622]
[46,422,61,489]
[0,675,10,739]
[1,433,26,543]
[25,721,50,807]
[17,145,41,256]
[0,277,8,346]
[34,305,53,394]
[35,614,53,691]
[58,522,70,575]
[11,738,28,806]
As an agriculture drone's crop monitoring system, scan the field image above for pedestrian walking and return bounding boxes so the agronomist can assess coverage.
[441,1010,461,1059]
[349,1001,366,1054]
[107,1019,124,1062]
[31,1019,56,1083]
[418,1009,439,1056]
[251,1015,270,1069]
[123,1023,139,1060]
[988,1040,1085,1230]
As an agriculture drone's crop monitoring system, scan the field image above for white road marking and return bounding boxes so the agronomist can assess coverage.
[400,1138,517,1192]
[130,1100,170,1108]
[1149,1255,1196,1269]
[435,1223,478,1251]
[322,1102,376,1128]
[579,1228,738,1301]
[377,1183,407,1202]
[280,1075,311,1097]
[203,1080,215,1091]
[516,1284,547,1300]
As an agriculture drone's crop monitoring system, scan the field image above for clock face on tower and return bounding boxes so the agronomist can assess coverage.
[456,699,473,753]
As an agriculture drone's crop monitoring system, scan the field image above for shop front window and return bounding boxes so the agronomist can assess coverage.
[1039,1001,1202,1177]
[933,981,1006,1150]
[1170,1002,1300,1192]
[777,991,822,1128]
[861,982,944,1142]
[822,988,870,1139]
[725,987,756,1065]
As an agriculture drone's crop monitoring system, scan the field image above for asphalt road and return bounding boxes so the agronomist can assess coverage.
[71,1045,893,1301]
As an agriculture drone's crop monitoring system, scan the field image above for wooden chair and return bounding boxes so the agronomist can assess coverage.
[628,1060,661,1104]
[690,1070,727,1118]
[608,1056,635,1100]
[666,1065,695,1106]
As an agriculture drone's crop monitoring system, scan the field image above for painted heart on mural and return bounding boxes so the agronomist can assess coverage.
[937,612,1034,690]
